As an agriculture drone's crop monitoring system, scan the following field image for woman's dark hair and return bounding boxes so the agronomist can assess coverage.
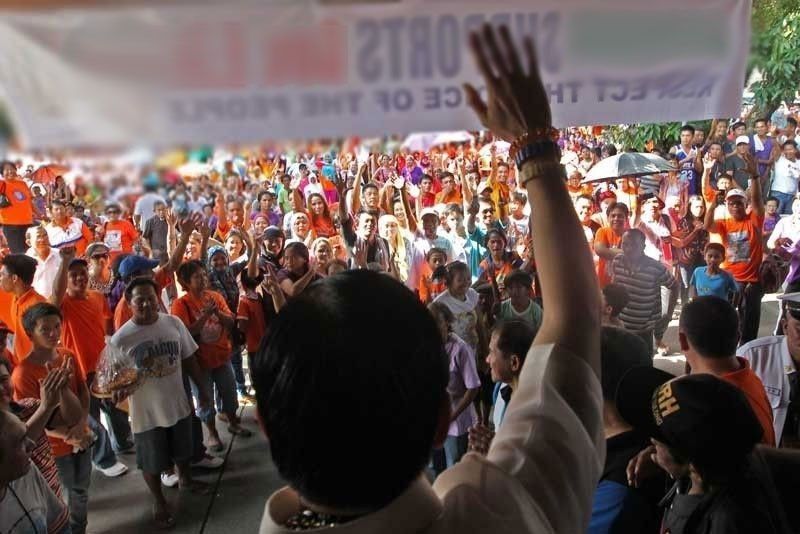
[444,261,470,286]
[124,277,159,302]
[252,271,448,510]
[683,195,706,224]
[1,160,15,173]
[284,242,310,263]
[22,303,62,337]
[176,260,206,290]
[504,269,532,290]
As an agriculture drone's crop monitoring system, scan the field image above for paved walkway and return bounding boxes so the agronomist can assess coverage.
[86,405,282,534]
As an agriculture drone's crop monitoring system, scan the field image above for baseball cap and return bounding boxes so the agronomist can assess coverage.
[736,135,750,145]
[477,181,494,196]
[263,226,285,240]
[725,188,747,200]
[616,368,763,465]
[118,255,160,279]
[85,242,110,258]
[419,207,439,220]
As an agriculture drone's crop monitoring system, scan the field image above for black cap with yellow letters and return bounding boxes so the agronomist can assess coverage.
[616,368,763,464]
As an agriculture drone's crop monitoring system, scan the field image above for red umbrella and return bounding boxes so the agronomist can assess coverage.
[31,164,70,185]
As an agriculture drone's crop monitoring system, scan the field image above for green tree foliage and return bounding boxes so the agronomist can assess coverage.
[750,0,800,116]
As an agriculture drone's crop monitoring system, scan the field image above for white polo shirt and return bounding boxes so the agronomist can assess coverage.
[25,247,61,299]
[737,335,794,444]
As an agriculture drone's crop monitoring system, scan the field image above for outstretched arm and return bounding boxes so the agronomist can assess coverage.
[463,24,601,534]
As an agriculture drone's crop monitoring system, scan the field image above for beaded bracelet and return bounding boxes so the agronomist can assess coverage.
[508,127,561,159]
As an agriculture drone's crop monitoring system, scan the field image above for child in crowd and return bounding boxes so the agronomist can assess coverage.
[496,269,542,333]
[427,302,480,474]
[433,262,484,353]
[689,243,739,301]
[601,283,629,328]
[763,196,781,242]
[11,303,92,534]
[418,247,448,304]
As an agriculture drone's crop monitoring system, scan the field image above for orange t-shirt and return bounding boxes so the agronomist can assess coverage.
[595,227,623,288]
[0,290,13,328]
[418,264,446,304]
[710,211,764,283]
[434,188,463,205]
[113,268,173,330]
[171,290,232,369]
[12,348,86,458]
[103,219,139,260]
[60,290,111,376]
[236,295,266,354]
[10,288,47,364]
[722,358,776,446]
[0,179,34,225]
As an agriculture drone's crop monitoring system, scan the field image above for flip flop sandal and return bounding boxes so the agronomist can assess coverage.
[228,426,252,438]
[152,506,176,530]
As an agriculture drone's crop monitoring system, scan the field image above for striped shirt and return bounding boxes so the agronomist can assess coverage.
[12,398,70,534]
[611,254,676,331]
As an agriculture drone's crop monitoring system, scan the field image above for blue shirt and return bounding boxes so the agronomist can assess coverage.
[690,266,738,299]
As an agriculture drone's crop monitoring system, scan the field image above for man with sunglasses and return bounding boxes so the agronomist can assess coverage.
[703,153,765,344]
[739,287,800,448]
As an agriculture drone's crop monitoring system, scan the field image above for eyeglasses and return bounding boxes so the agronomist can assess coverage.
[91,254,109,260]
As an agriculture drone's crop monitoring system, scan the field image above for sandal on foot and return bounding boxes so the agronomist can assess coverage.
[228,426,252,437]
[153,506,175,530]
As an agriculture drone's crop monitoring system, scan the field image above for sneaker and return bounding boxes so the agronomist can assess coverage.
[97,462,128,478]
[192,454,224,469]
[161,472,179,488]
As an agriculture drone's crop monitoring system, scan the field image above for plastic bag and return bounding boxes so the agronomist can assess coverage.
[90,341,140,398]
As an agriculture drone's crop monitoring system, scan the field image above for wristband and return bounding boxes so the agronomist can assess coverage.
[509,128,561,159]
[514,139,561,170]
[517,160,567,188]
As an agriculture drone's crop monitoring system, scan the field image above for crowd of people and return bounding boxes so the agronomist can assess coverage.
[2,23,800,534]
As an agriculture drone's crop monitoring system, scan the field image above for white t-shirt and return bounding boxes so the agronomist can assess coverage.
[110,313,199,434]
[0,465,66,534]
[408,234,454,290]
[771,156,800,195]
[134,192,166,228]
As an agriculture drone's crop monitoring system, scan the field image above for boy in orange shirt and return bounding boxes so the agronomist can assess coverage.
[12,302,92,534]
[418,248,448,304]
[0,254,46,364]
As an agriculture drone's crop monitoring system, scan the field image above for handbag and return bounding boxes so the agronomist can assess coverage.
[0,181,11,209]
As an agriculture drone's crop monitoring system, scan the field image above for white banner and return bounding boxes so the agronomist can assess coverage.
[0,0,751,148]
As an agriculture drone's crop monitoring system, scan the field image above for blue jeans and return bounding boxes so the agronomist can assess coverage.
[55,448,92,534]
[192,362,239,422]
[182,373,207,463]
[230,345,247,394]
[770,190,795,215]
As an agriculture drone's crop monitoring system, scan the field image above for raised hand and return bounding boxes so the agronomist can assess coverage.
[463,25,552,141]
[702,154,715,172]
[58,246,77,261]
